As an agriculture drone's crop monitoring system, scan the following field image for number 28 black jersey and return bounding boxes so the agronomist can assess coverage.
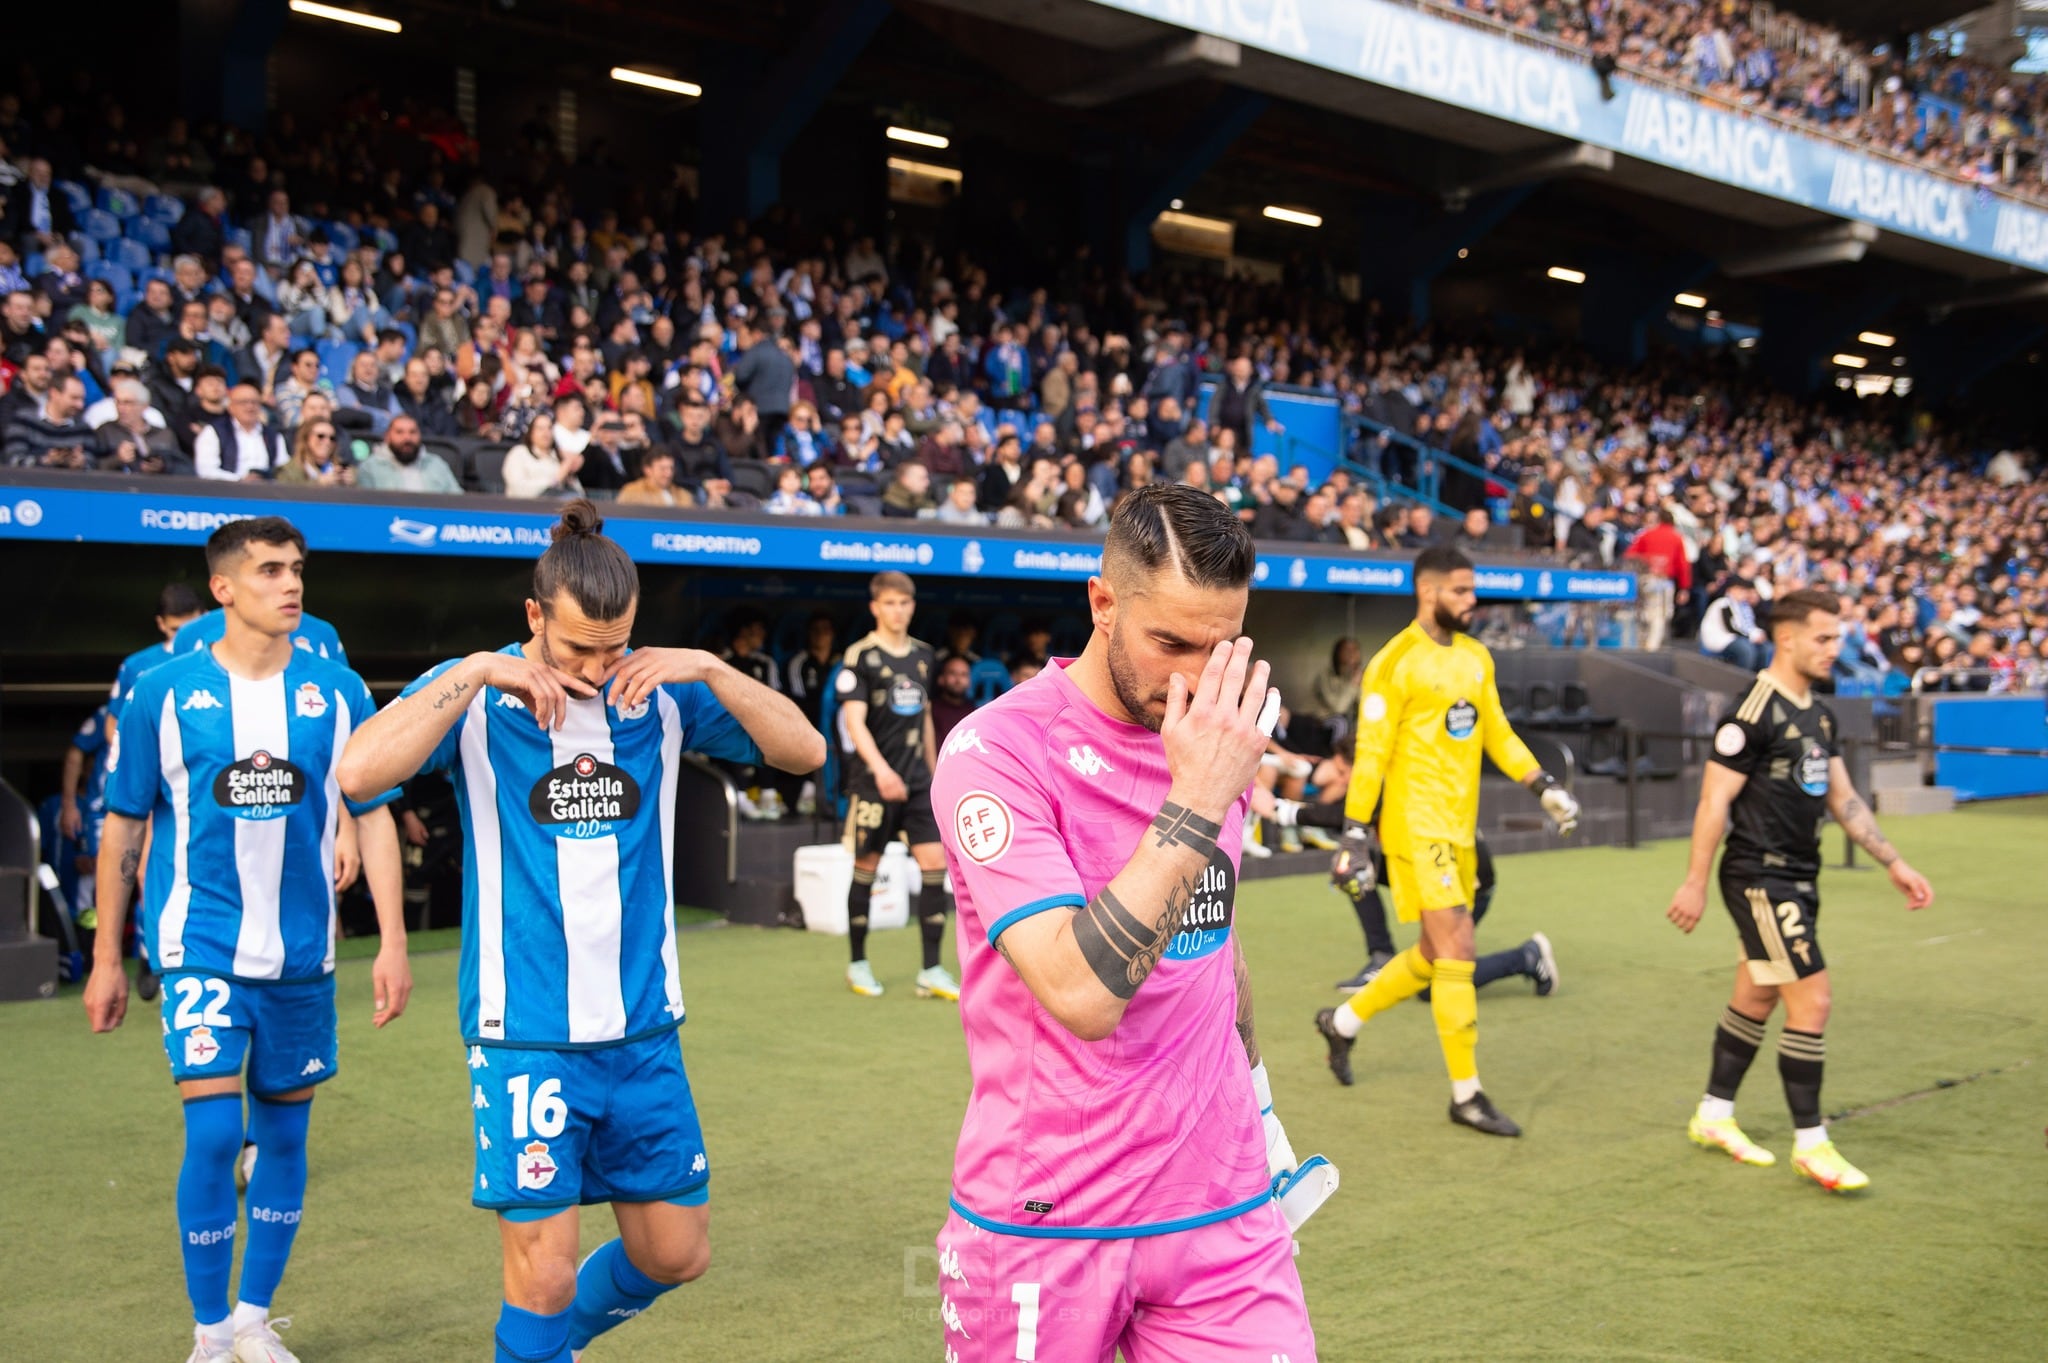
[1708,673,1839,879]
[836,633,935,793]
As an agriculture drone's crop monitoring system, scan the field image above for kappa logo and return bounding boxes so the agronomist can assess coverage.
[181,689,223,712]
[939,1296,972,1339]
[497,693,527,710]
[1067,745,1114,778]
[478,1129,491,1151]
[468,1046,489,1070]
[473,1085,490,1110]
[941,727,987,761]
[937,1244,970,1289]
[516,1140,559,1191]
[184,1025,221,1067]
[690,1152,707,1174]
[300,1057,326,1077]
[294,682,328,719]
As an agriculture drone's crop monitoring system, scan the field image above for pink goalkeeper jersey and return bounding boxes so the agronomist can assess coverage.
[932,658,1268,1237]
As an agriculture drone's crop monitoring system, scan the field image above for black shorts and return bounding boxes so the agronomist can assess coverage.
[843,785,939,858]
[1718,868,1826,986]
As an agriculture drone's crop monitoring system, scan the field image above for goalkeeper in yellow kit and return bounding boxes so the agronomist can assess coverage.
[1314,546,1580,1136]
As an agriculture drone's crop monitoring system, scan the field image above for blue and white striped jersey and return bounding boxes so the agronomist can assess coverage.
[105,648,398,983]
[72,703,113,819]
[174,609,348,665]
[110,641,183,719]
[404,646,763,1050]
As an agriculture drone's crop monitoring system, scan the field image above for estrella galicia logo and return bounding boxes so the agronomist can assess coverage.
[1445,699,1478,740]
[529,753,641,837]
[212,749,307,819]
[1798,743,1829,796]
[1163,847,1235,963]
[888,675,924,717]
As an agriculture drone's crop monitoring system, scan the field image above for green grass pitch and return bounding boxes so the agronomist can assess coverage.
[4,799,2043,1360]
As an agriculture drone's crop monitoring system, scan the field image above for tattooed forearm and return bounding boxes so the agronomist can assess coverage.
[430,679,471,711]
[1233,939,1259,1066]
[116,843,141,892]
[1150,802,1222,861]
[1837,797,1900,866]
[1072,877,1197,1000]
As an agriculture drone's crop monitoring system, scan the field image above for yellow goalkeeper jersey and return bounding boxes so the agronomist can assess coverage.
[1344,623,1541,848]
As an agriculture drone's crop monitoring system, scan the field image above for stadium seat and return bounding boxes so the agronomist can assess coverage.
[471,442,511,494]
[844,494,882,517]
[225,227,252,253]
[70,234,99,263]
[109,239,151,272]
[142,266,175,287]
[835,471,880,498]
[452,258,476,286]
[315,340,360,383]
[1524,683,1561,726]
[324,222,358,251]
[53,180,91,216]
[1497,683,1526,722]
[86,261,135,295]
[79,209,122,243]
[142,194,184,225]
[126,218,171,252]
[394,320,417,355]
[728,461,775,500]
[370,227,397,253]
[23,252,44,277]
[421,440,466,489]
[969,657,1011,705]
[96,186,139,219]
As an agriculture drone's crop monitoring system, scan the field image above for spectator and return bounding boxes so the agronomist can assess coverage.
[236,313,295,399]
[93,377,188,476]
[765,464,823,516]
[2,157,72,246]
[934,475,987,526]
[335,349,402,437]
[1311,637,1364,750]
[0,346,51,425]
[1700,579,1769,671]
[578,413,634,494]
[804,461,843,514]
[1452,504,1494,552]
[4,371,90,467]
[397,357,458,438]
[276,416,355,488]
[170,187,227,267]
[881,460,935,518]
[672,397,732,495]
[1624,508,1693,652]
[1330,490,1376,550]
[729,316,795,443]
[192,382,286,481]
[776,401,828,466]
[617,448,693,509]
[1394,504,1438,549]
[930,654,976,748]
[124,278,177,357]
[68,277,122,358]
[1211,355,1280,449]
[502,410,583,498]
[272,348,331,431]
[222,259,275,333]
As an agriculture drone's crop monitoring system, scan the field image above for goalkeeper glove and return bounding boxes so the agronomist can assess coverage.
[1251,1062,1339,1236]
[1330,821,1378,899]
[1533,775,1580,835]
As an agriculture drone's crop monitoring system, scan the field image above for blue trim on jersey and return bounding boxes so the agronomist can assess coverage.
[946,1188,1273,1240]
[985,893,1086,946]
[466,1023,685,1052]
[174,608,348,664]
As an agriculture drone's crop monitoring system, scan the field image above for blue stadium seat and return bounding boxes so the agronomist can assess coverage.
[324,222,358,252]
[316,340,360,383]
[394,320,417,354]
[86,261,135,295]
[143,194,185,225]
[142,266,175,288]
[127,218,171,252]
[23,252,44,277]
[109,239,152,272]
[53,180,90,215]
[71,234,99,263]
[969,657,1011,705]
[226,226,252,252]
[96,186,139,219]
[115,287,139,315]
[370,227,397,253]
[452,259,476,286]
[80,209,122,243]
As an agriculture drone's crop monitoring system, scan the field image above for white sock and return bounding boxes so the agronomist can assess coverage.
[1794,1124,1829,1153]
[197,1316,233,1347]
[1697,1096,1735,1122]
[1451,1076,1482,1104]
[1331,1003,1362,1038]
[233,1302,269,1333]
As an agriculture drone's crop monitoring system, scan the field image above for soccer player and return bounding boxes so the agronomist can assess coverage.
[82,516,412,1363]
[930,486,1320,1361]
[836,570,958,1001]
[337,500,824,1363]
[1667,587,1933,1192]
[176,604,349,663]
[1313,546,1580,1136]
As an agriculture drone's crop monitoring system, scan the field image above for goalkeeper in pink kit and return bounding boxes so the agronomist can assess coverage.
[932,485,1329,1362]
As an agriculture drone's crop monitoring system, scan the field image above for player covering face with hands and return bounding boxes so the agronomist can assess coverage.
[931,484,1330,1363]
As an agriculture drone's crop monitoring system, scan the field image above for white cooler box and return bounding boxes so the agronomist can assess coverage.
[794,841,914,935]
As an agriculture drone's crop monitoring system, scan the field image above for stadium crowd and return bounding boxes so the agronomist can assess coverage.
[1432,0,2048,201]
[0,66,2042,691]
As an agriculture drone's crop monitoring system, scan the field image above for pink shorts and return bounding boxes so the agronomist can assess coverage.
[934,1201,1316,1362]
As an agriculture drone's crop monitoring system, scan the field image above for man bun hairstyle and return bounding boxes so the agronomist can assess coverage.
[533,498,639,621]
[1768,586,1841,636]
[1102,483,1255,591]
[205,516,306,575]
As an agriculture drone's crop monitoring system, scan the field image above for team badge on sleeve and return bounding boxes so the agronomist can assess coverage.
[836,669,859,695]
[954,792,1013,864]
[1715,723,1746,757]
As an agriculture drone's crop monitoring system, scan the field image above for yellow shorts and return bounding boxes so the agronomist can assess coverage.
[1387,840,1478,923]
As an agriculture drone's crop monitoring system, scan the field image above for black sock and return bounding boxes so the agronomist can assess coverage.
[920,869,949,971]
[847,865,875,964]
[1353,890,1397,959]
[1778,1028,1826,1128]
[1471,943,1526,988]
[1708,1006,1768,1101]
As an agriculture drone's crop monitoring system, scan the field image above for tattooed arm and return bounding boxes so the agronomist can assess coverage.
[339,649,595,800]
[1826,757,1935,909]
[993,800,1230,1041]
[83,813,147,1031]
[1233,934,1259,1067]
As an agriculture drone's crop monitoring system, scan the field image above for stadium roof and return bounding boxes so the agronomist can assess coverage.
[1776,0,1987,43]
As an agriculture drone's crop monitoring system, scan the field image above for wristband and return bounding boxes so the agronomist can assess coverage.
[1529,771,1560,796]
[1250,1061,1274,1114]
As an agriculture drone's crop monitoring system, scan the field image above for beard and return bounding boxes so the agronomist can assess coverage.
[390,443,422,465]
[1107,621,1165,733]
[1434,601,1475,635]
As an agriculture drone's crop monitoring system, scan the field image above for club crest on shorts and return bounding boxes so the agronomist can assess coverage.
[184,1025,221,1067]
[516,1140,559,1191]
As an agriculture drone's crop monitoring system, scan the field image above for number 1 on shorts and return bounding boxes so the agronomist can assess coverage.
[1011,1281,1039,1361]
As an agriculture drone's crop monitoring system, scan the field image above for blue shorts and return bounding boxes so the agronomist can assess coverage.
[470,1030,709,1216]
[161,972,338,1098]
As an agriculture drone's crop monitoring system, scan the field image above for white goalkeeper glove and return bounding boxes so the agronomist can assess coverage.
[1251,1062,1339,1237]
[1535,778,1580,835]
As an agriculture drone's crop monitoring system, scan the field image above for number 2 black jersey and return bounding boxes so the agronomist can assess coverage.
[835,633,935,794]
[1708,673,1839,879]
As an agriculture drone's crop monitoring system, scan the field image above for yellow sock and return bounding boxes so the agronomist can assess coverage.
[1339,945,1433,1030]
[1430,957,1478,1084]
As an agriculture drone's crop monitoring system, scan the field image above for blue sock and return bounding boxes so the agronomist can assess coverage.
[177,1094,245,1325]
[566,1239,677,1350]
[496,1302,572,1363]
[238,1096,312,1311]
